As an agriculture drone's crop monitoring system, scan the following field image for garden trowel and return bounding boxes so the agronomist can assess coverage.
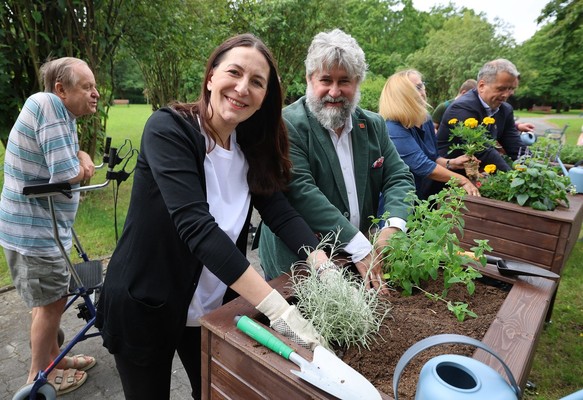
[485,255,560,280]
[235,315,381,400]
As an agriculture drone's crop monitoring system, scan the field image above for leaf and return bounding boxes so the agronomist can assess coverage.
[511,178,525,188]
[517,193,529,205]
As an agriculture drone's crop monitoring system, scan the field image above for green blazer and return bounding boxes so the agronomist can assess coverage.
[259,97,415,278]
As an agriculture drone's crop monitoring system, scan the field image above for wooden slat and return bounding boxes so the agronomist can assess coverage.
[473,276,556,390]
[201,271,557,400]
[461,229,556,268]
[460,194,583,276]
[462,214,559,250]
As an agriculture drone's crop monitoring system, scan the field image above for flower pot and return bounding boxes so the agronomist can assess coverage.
[200,266,557,400]
[463,159,480,181]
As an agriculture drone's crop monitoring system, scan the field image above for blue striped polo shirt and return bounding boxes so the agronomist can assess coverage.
[0,92,81,256]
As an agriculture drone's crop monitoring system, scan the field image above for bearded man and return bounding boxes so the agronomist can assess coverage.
[258,29,414,290]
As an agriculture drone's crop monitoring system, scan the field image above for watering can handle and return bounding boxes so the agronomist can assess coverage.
[392,333,522,400]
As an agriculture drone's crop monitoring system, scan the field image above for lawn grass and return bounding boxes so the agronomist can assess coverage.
[0,106,581,397]
[524,241,583,399]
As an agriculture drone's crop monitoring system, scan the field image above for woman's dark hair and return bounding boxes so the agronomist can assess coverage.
[172,33,291,196]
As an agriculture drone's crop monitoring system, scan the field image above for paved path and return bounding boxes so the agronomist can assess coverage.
[0,213,262,400]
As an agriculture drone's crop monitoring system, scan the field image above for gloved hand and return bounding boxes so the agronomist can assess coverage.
[255,289,328,351]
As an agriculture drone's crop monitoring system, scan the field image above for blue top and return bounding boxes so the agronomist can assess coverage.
[386,117,438,199]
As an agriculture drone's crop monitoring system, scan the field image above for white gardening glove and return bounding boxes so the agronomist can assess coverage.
[255,289,328,351]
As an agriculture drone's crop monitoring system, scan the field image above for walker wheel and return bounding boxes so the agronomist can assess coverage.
[12,381,57,400]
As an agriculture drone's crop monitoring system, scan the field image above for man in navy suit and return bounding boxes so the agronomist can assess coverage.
[436,59,523,173]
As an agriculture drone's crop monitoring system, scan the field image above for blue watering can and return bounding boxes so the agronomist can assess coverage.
[557,158,583,194]
[520,132,536,146]
[393,334,583,400]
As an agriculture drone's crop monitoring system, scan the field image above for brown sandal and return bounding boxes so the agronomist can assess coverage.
[58,354,96,371]
[47,368,87,395]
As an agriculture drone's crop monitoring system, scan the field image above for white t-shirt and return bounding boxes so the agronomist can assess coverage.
[186,129,250,326]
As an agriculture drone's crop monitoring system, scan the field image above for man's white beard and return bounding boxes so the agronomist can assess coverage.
[306,83,360,131]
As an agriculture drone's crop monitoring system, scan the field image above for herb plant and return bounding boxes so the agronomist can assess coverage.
[373,183,492,321]
[291,266,391,349]
[291,236,391,349]
[559,144,583,165]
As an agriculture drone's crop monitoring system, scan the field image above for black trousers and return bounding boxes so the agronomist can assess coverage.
[114,326,202,400]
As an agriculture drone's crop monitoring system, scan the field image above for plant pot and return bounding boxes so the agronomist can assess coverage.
[200,265,557,400]
[463,159,480,182]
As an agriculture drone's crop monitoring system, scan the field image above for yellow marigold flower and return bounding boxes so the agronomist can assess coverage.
[484,164,497,174]
[464,118,478,129]
[448,118,458,125]
[514,164,526,171]
[483,117,495,125]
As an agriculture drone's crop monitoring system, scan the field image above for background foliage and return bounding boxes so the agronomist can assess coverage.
[1,0,582,155]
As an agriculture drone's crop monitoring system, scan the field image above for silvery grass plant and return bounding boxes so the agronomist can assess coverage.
[290,233,392,350]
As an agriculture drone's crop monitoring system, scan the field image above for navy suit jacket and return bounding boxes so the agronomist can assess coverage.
[436,89,522,172]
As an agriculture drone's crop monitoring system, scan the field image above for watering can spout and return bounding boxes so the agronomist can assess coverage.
[557,157,569,176]
[520,132,536,146]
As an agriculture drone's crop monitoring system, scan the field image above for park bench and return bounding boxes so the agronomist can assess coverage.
[112,99,129,106]
[530,105,552,112]
[544,124,569,143]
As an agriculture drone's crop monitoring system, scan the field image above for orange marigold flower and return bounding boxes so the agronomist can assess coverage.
[464,118,479,129]
[484,164,497,174]
[482,117,495,125]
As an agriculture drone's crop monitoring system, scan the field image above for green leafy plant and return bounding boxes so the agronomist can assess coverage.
[528,136,561,162]
[448,116,498,157]
[372,183,492,321]
[559,144,583,165]
[479,156,573,211]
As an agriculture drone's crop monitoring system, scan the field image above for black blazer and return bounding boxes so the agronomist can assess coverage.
[436,89,522,172]
[96,107,318,365]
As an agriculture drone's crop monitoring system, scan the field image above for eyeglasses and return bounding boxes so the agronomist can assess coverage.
[415,82,426,91]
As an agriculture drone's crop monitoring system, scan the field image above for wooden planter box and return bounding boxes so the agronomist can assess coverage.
[200,267,557,400]
[459,194,583,276]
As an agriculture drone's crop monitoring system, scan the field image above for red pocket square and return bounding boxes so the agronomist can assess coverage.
[372,156,384,168]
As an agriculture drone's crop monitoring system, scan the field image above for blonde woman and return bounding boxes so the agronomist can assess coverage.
[379,70,479,199]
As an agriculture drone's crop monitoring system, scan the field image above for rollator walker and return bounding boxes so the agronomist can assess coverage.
[12,137,136,400]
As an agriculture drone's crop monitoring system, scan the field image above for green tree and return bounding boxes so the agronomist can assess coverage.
[0,0,132,160]
[405,10,512,106]
[227,0,349,102]
[112,47,146,104]
[124,0,231,110]
[346,0,430,77]
[520,0,583,110]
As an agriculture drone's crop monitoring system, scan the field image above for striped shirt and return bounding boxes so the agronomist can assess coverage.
[0,92,81,256]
